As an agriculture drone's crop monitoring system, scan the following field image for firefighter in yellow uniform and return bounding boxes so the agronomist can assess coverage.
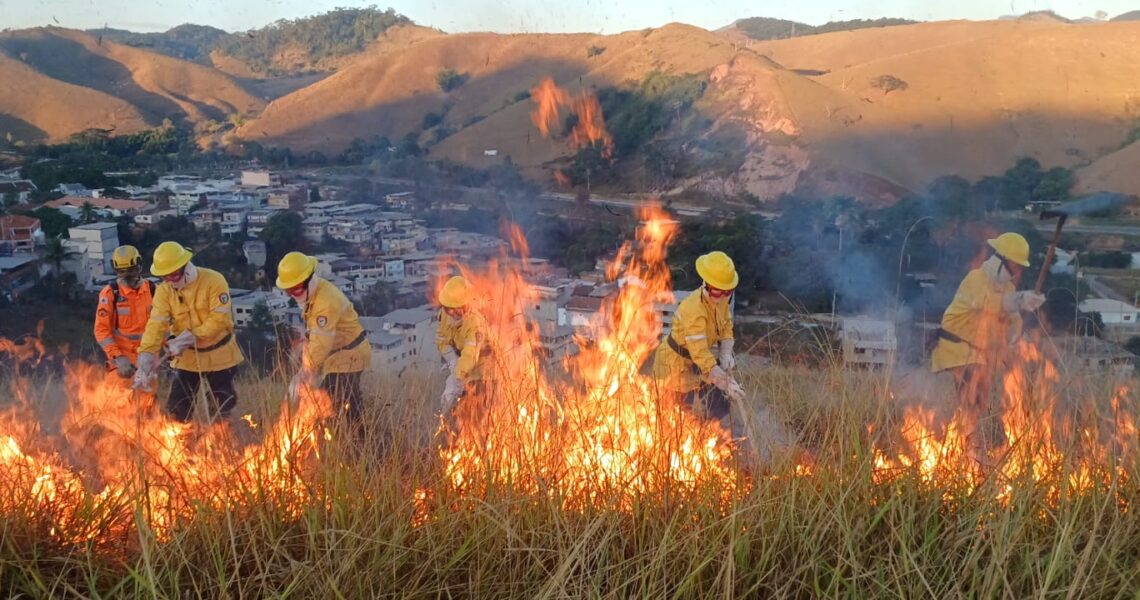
[435,276,487,421]
[276,252,372,421]
[132,241,245,422]
[931,232,1045,454]
[653,251,746,429]
[94,245,155,380]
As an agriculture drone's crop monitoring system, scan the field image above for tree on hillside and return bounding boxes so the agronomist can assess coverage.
[436,69,467,93]
[928,175,984,220]
[1033,167,1074,205]
[972,175,1005,214]
[997,157,1044,210]
[214,7,410,75]
[870,75,908,95]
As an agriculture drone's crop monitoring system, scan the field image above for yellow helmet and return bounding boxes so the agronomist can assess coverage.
[150,241,193,276]
[987,232,1030,267]
[275,252,318,289]
[439,276,469,309]
[695,251,739,290]
[111,245,141,270]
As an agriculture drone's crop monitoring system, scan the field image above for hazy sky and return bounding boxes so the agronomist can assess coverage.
[1,0,1133,33]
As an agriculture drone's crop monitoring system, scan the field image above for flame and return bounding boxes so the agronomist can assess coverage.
[432,204,742,510]
[0,350,334,547]
[553,169,571,188]
[873,339,1134,509]
[530,77,614,159]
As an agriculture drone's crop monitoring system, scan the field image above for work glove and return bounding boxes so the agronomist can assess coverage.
[708,365,746,404]
[718,339,737,372]
[165,330,197,356]
[1002,290,1046,313]
[132,352,158,391]
[288,368,317,402]
[441,348,458,373]
[440,374,463,412]
[113,355,136,379]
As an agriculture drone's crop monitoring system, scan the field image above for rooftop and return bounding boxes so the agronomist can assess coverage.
[0,256,36,272]
[47,197,150,211]
[70,222,119,231]
[381,305,437,326]
[1079,299,1139,313]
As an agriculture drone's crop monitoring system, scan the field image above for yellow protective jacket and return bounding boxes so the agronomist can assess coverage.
[301,278,371,374]
[140,266,244,373]
[436,310,486,382]
[930,259,1022,373]
[652,290,734,392]
[94,279,154,364]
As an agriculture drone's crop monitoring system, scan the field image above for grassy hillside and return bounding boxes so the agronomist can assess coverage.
[0,28,264,144]
[87,24,229,61]
[732,16,917,41]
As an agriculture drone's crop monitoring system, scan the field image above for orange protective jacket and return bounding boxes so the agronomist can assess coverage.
[94,280,155,365]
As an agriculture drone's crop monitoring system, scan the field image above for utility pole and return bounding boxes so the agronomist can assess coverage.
[831,226,843,320]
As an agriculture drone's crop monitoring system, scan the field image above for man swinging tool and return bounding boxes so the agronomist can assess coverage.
[931,233,1045,460]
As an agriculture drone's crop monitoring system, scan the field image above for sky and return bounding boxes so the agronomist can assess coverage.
[1,0,1134,33]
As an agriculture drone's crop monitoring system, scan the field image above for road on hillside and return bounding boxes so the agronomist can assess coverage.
[1033,222,1140,237]
[1084,274,1131,303]
[311,169,776,217]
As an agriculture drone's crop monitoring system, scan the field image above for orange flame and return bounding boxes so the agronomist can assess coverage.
[0,348,334,546]
[529,77,614,159]
[873,338,1134,509]
[432,204,742,510]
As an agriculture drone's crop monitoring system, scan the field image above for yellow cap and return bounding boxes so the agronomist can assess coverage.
[695,251,739,290]
[150,241,193,276]
[275,252,318,289]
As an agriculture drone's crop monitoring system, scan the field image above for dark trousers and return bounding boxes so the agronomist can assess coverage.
[950,364,1004,451]
[681,385,732,421]
[324,371,363,422]
[168,367,238,422]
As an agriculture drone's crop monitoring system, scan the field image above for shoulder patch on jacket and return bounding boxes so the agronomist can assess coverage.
[219,293,229,304]
[97,308,108,317]
[317,315,328,328]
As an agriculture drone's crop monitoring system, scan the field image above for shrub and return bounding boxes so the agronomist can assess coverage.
[436,69,467,92]
[870,74,908,95]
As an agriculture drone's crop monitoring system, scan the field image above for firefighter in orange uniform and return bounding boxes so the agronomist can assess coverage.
[94,245,155,379]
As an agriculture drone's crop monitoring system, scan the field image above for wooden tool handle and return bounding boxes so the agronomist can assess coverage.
[1034,215,1066,294]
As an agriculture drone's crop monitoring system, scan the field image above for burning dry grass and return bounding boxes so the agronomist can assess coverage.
[2,207,1139,595]
[1,359,1138,597]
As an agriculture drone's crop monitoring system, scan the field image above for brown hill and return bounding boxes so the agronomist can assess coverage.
[240,19,1140,200]
[740,19,1140,193]
[238,24,738,159]
[0,28,265,143]
[1075,142,1140,196]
